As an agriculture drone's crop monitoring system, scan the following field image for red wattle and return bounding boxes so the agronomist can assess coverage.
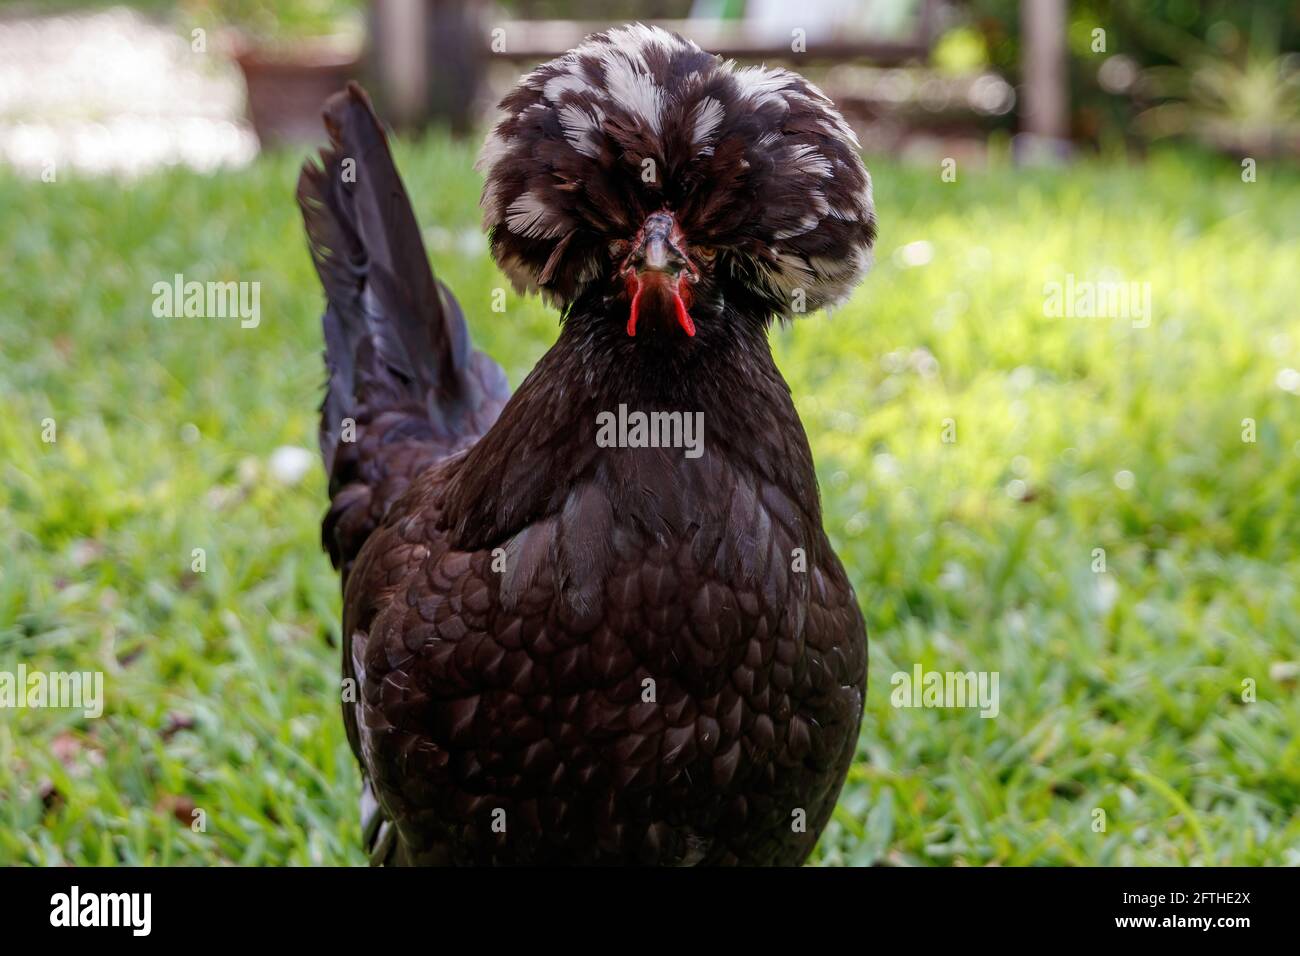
[672,292,696,337]
[624,272,694,338]
[627,285,643,337]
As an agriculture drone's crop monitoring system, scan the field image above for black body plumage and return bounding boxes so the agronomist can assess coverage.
[298,24,873,865]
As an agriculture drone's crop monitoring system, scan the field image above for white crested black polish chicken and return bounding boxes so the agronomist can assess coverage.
[297,23,876,865]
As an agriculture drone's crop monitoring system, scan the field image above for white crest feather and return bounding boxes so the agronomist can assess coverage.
[690,97,726,152]
[505,191,566,239]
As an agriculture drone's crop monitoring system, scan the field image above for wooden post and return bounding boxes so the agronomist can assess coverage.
[370,0,484,132]
[1020,0,1070,162]
[371,0,427,128]
[424,0,485,134]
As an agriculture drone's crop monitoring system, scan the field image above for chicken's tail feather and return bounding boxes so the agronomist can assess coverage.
[297,82,508,579]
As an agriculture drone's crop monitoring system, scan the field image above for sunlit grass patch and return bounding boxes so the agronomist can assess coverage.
[1,139,1297,865]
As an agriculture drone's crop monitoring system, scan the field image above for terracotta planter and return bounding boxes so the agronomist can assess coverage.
[226,31,362,147]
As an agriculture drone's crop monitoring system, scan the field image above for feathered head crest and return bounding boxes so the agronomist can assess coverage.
[477,23,876,319]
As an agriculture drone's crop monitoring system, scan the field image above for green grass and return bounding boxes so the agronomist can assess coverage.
[1,138,1298,866]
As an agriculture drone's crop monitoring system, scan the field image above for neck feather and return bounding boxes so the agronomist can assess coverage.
[444,301,823,551]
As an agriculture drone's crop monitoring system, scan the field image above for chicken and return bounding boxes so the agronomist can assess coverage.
[297,23,876,865]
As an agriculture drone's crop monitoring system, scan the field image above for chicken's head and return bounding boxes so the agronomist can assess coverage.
[477,23,876,340]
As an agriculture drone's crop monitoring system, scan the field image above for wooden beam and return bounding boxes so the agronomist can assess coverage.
[490,18,932,64]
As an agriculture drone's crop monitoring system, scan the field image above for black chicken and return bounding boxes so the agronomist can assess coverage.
[297,23,875,865]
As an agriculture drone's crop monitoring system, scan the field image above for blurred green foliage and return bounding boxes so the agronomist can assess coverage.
[962,0,1300,149]
[968,0,1300,75]
[1,135,1298,864]
[177,0,363,40]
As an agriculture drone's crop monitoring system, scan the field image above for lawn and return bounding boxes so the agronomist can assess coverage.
[1,137,1298,866]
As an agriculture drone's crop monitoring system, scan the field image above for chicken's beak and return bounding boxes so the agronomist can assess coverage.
[621,212,697,338]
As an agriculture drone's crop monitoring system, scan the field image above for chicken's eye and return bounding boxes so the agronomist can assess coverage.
[694,246,717,264]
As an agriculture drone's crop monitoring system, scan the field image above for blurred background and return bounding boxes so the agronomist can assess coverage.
[3,0,1299,173]
[1,0,1297,866]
